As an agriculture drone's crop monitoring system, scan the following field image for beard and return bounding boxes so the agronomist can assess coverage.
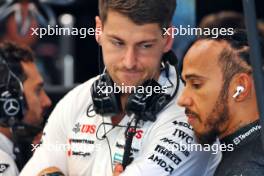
[189,86,230,145]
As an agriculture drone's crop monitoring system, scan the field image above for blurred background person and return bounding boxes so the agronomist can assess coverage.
[0,41,51,175]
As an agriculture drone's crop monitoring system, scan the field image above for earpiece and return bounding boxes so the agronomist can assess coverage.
[232,86,245,98]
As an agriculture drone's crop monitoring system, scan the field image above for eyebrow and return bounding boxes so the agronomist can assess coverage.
[107,34,158,44]
[107,35,123,41]
[183,74,207,81]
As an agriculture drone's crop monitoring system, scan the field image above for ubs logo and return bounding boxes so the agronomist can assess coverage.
[81,124,96,134]
[127,128,143,139]
[72,123,96,134]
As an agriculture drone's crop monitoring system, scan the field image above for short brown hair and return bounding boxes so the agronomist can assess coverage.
[0,41,35,82]
[98,0,177,29]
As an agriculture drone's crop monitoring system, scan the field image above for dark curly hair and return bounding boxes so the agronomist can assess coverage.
[0,41,35,82]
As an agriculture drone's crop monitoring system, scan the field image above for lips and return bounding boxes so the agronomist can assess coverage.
[185,114,194,124]
[120,70,142,78]
[185,108,199,125]
[186,114,196,119]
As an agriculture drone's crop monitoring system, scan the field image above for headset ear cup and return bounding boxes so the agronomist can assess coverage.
[125,79,172,122]
[104,74,122,114]
[152,94,170,111]
[91,74,121,116]
[0,90,24,127]
[0,55,25,126]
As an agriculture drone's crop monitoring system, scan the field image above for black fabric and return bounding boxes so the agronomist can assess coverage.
[12,122,43,171]
[214,120,264,176]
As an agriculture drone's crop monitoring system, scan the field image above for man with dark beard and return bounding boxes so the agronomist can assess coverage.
[177,30,264,176]
[0,41,52,175]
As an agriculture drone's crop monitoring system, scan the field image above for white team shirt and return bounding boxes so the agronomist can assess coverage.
[0,133,19,176]
[21,66,221,176]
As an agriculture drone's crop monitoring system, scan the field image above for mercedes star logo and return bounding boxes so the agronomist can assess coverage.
[3,98,20,116]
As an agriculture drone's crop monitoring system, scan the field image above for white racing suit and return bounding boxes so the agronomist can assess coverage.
[21,65,221,176]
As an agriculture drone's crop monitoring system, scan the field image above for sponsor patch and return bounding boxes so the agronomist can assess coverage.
[148,154,174,174]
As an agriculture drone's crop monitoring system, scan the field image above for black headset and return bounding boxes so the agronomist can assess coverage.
[91,50,180,122]
[0,54,25,127]
[91,50,180,169]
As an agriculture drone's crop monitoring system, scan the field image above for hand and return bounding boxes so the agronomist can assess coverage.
[113,164,124,176]
[37,167,65,176]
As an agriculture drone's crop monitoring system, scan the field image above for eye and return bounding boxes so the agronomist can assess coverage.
[111,39,124,47]
[140,43,153,49]
[35,87,42,96]
[192,83,201,89]
[188,79,203,89]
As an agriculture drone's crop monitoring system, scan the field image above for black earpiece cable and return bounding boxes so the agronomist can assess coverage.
[97,44,115,172]
[122,115,140,169]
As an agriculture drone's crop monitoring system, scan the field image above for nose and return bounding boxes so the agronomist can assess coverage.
[177,89,193,107]
[41,91,52,110]
[123,47,137,69]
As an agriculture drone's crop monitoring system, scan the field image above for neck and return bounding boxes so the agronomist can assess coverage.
[111,94,129,125]
[219,103,259,139]
[120,94,130,110]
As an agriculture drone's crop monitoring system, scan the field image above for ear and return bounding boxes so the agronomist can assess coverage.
[95,16,102,44]
[162,25,174,53]
[230,73,252,101]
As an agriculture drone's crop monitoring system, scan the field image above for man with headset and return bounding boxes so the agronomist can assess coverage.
[0,41,52,175]
[21,0,220,175]
[178,30,264,175]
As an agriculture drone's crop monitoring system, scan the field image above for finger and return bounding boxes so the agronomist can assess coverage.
[113,164,123,176]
